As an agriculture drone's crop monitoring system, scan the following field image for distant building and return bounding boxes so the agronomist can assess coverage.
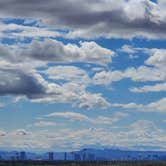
[74,153,81,161]
[48,152,54,161]
[82,149,87,161]
[16,152,19,160]
[88,153,95,161]
[20,151,26,160]
[64,152,67,160]
[82,153,86,161]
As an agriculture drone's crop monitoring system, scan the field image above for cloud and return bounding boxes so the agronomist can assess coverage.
[93,66,164,85]
[46,112,88,121]
[127,120,164,143]
[93,70,124,85]
[30,81,110,109]
[25,40,114,66]
[42,65,90,84]
[119,45,140,54]
[93,47,166,94]
[14,129,29,136]
[0,68,110,110]
[145,49,166,68]
[77,92,110,109]
[45,111,127,125]
[147,98,166,112]
[0,22,61,39]
[0,130,6,137]
[130,82,166,93]
[112,97,166,113]
[119,45,142,59]
[0,119,165,151]
[0,39,114,67]
[33,121,57,127]
[0,69,45,98]
[0,0,165,39]
[0,40,112,109]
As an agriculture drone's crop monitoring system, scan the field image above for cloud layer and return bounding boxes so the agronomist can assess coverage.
[0,0,165,39]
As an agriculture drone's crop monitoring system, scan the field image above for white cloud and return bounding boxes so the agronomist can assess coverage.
[42,65,90,84]
[112,97,166,113]
[33,121,57,127]
[93,66,165,85]
[31,81,110,109]
[0,119,165,151]
[46,112,88,121]
[14,129,29,136]
[145,49,166,68]
[0,22,61,39]
[25,40,114,66]
[0,130,6,137]
[147,98,166,112]
[93,46,166,84]
[0,39,114,70]
[78,92,110,109]
[130,82,166,93]
[45,111,127,125]
[0,40,113,109]
[93,70,123,85]
[119,45,139,54]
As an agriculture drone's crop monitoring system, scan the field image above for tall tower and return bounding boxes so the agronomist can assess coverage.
[48,152,54,161]
[64,152,67,161]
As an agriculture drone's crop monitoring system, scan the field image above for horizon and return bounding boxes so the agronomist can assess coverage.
[0,0,166,152]
[1,148,166,162]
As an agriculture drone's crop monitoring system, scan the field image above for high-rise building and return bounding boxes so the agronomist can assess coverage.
[48,152,54,161]
[82,153,86,161]
[20,151,26,160]
[64,152,67,160]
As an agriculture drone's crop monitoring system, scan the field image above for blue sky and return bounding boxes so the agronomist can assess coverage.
[0,0,166,152]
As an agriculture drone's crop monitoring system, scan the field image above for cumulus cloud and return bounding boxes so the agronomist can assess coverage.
[78,92,110,109]
[145,49,166,68]
[93,66,165,85]
[29,80,110,109]
[93,47,166,94]
[0,68,110,110]
[129,48,166,92]
[0,39,114,66]
[42,65,90,84]
[25,40,114,66]
[0,39,113,109]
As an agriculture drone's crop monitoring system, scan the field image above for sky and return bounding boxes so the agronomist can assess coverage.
[0,0,166,152]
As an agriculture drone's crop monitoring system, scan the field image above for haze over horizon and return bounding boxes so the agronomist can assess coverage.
[0,0,166,152]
